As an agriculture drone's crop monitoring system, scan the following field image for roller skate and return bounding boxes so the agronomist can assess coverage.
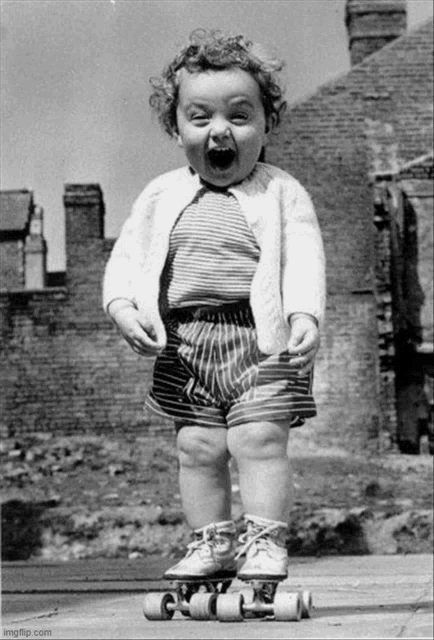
[143,520,237,621]
[216,515,313,622]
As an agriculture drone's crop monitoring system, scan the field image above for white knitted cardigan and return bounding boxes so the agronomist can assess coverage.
[103,163,326,355]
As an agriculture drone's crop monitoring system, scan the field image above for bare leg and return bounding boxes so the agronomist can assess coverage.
[227,420,293,521]
[176,425,232,529]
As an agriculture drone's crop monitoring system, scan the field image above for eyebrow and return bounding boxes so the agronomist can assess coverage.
[228,97,254,107]
[183,98,255,112]
[184,101,210,109]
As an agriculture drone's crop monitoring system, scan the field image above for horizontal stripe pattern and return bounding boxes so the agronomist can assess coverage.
[146,306,316,429]
[165,188,260,308]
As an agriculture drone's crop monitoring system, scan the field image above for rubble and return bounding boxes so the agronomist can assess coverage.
[1,434,432,561]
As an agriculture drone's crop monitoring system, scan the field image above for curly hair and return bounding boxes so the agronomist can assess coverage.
[149,29,287,137]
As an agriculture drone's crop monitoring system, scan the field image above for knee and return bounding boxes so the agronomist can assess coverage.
[228,422,288,462]
[177,427,230,469]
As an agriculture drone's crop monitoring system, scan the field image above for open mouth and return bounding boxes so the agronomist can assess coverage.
[207,147,236,170]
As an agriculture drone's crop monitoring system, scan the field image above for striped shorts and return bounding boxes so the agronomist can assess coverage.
[146,302,316,430]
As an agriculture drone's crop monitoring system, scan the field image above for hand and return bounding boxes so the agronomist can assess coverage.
[287,313,320,376]
[108,300,166,357]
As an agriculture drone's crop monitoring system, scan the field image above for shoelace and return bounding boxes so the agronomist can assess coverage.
[235,522,280,560]
[185,523,224,558]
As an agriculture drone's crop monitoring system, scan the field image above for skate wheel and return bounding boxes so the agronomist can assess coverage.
[216,592,245,622]
[273,591,302,621]
[189,593,218,620]
[143,591,175,620]
[299,589,313,618]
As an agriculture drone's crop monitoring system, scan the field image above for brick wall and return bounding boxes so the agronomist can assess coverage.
[346,0,407,66]
[268,18,433,451]
[0,239,24,290]
[0,185,170,438]
[310,294,381,450]
[0,19,432,452]
[0,287,166,436]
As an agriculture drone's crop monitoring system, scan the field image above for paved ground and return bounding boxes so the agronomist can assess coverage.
[2,554,433,639]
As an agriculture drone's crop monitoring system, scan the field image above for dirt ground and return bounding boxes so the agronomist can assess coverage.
[1,431,433,561]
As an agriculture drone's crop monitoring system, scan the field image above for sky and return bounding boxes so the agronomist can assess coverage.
[1,0,433,272]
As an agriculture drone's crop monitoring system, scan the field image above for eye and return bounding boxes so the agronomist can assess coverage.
[231,112,250,124]
[190,113,210,125]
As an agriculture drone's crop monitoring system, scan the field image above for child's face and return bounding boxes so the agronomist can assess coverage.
[175,67,271,187]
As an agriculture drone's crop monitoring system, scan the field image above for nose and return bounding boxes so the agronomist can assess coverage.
[210,116,231,141]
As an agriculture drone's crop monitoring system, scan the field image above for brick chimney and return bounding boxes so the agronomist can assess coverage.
[63,184,105,291]
[24,204,47,289]
[346,0,407,66]
[64,184,105,245]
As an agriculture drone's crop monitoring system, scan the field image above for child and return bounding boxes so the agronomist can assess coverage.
[103,29,326,582]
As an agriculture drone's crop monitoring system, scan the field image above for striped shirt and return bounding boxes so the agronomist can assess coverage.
[164,186,260,309]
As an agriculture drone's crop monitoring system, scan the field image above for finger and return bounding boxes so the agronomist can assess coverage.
[288,332,319,356]
[289,346,317,374]
[287,328,316,353]
[301,337,318,354]
[288,345,317,366]
[289,355,315,372]
[131,342,161,357]
[128,338,149,355]
[291,351,315,370]
[295,332,319,353]
[129,333,162,355]
[297,362,314,376]
[136,321,166,350]
[136,316,163,343]
[287,331,305,352]
[131,343,146,356]
[137,319,157,341]
[289,344,318,361]
[136,339,162,354]
[131,324,160,347]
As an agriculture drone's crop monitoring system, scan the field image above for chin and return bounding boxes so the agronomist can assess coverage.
[209,173,234,185]
[199,168,235,187]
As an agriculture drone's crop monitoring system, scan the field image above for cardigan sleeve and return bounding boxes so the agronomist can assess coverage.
[102,183,159,313]
[281,180,326,325]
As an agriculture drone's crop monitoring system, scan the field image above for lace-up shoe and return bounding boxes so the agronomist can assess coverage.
[163,520,237,579]
[236,514,289,580]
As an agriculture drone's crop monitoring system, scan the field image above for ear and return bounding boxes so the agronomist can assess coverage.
[264,113,277,140]
[170,117,182,146]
